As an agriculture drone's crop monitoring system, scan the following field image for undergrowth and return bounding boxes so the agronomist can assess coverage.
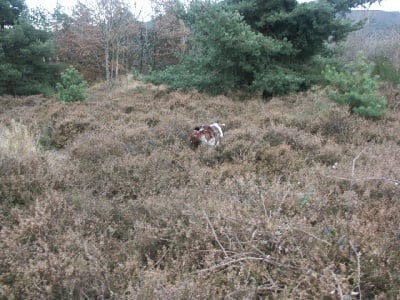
[0,79,399,299]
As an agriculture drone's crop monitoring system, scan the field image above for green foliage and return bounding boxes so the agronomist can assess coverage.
[148,0,378,96]
[0,0,26,29]
[372,54,400,87]
[0,18,61,95]
[298,186,314,208]
[56,66,88,103]
[326,0,381,14]
[323,54,387,118]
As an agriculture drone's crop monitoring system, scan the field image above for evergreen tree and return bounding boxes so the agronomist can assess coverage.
[0,1,61,95]
[148,0,379,96]
[0,0,26,30]
[323,54,386,118]
[56,66,88,103]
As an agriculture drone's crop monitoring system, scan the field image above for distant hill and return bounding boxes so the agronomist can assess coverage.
[348,10,400,34]
[342,10,400,66]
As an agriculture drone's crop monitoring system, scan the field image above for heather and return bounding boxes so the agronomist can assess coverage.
[0,79,399,298]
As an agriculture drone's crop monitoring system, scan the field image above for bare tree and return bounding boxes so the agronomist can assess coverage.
[149,0,188,70]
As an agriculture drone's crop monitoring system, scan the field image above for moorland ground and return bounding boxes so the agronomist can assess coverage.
[0,78,399,299]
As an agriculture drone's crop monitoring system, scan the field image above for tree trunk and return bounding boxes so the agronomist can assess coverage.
[105,41,110,83]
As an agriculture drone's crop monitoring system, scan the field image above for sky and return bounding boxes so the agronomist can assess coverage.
[25,0,400,21]
[298,0,400,11]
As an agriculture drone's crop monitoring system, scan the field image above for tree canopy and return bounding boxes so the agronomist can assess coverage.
[0,0,61,95]
[149,0,381,96]
[0,0,26,30]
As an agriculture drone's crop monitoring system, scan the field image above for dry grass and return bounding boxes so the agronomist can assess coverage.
[0,80,399,299]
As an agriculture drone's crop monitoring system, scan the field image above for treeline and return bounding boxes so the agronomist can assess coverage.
[0,0,188,95]
[1,0,397,100]
[54,0,188,82]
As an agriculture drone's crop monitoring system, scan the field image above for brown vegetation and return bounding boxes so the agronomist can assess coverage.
[0,79,399,299]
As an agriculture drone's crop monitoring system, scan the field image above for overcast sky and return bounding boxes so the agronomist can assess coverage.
[25,0,400,21]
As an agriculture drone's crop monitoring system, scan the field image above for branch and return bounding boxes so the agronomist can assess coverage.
[352,148,366,178]
[349,241,362,300]
[324,175,400,186]
[195,253,296,275]
[203,210,228,258]
[294,228,331,246]
[331,271,344,300]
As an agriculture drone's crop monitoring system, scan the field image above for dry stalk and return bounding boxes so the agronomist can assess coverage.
[349,241,362,300]
[293,228,331,246]
[331,271,344,300]
[195,252,296,275]
[347,150,364,299]
[325,175,400,186]
[203,210,228,258]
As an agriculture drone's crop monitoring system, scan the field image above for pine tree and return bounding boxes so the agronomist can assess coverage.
[0,1,61,95]
[323,54,386,119]
[0,0,26,30]
[56,66,88,103]
[148,0,380,96]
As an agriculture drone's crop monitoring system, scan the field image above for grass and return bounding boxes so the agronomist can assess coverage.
[0,80,399,299]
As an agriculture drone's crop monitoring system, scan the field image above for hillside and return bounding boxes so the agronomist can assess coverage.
[349,10,400,34]
[344,10,400,66]
[0,79,400,298]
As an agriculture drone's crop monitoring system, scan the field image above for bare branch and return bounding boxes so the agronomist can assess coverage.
[203,210,228,258]
[323,175,400,186]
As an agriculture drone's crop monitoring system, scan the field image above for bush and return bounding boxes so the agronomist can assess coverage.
[372,54,400,88]
[323,54,387,119]
[56,66,88,103]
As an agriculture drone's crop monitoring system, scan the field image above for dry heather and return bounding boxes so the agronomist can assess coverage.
[0,79,399,299]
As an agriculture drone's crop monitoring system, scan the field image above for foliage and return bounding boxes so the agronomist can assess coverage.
[148,0,378,96]
[323,54,387,118]
[56,66,88,102]
[0,13,61,95]
[326,0,382,14]
[1,83,400,298]
[0,0,26,30]
[54,0,143,83]
[372,54,400,87]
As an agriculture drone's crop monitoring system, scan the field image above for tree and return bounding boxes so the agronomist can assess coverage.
[54,3,104,81]
[149,0,188,70]
[0,0,26,30]
[323,54,386,118]
[0,18,60,95]
[56,65,88,102]
[148,0,380,96]
[54,0,139,84]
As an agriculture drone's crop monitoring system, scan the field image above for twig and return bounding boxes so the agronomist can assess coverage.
[324,175,400,186]
[331,271,344,300]
[352,148,366,178]
[349,241,362,300]
[195,253,295,275]
[203,210,228,258]
[294,228,331,246]
[154,248,169,268]
[347,148,366,258]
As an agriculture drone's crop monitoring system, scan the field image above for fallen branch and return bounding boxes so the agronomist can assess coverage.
[203,210,228,258]
[294,228,331,246]
[324,175,400,186]
[349,241,362,300]
[195,252,296,275]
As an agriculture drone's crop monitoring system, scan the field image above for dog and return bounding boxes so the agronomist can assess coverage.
[190,122,225,148]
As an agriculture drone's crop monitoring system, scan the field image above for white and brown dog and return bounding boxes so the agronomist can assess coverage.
[190,122,225,148]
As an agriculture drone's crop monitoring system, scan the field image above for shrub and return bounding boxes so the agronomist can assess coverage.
[372,54,400,88]
[323,54,387,119]
[56,66,88,103]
